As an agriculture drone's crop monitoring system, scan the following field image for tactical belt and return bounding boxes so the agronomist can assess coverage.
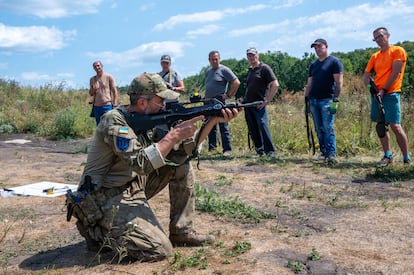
[99,180,134,198]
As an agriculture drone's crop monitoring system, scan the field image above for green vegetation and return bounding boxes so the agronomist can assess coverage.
[368,165,414,182]
[169,240,251,271]
[287,259,306,273]
[195,184,276,223]
[170,249,209,271]
[1,43,413,157]
[308,247,321,261]
[0,79,95,138]
[224,241,252,257]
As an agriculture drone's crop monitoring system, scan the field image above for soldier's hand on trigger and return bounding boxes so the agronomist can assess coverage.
[173,115,205,140]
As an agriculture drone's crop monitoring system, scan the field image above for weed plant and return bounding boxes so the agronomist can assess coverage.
[195,184,275,223]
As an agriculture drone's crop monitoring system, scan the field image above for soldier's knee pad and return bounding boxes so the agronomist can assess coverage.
[376,122,388,138]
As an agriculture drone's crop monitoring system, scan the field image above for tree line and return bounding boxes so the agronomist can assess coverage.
[181,41,414,99]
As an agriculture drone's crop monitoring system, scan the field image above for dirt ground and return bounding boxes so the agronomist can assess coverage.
[1,133,414,275]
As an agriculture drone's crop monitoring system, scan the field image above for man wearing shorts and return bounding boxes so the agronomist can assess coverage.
[363,27,410,165]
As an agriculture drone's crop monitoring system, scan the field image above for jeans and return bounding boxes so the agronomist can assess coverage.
[93,104,113,125]
[309,98,336,157]
[244,106,275,155]
[207,96,232,153]
[208,122,232,152]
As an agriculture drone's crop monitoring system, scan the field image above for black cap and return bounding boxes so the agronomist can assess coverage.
[311,38,328,48]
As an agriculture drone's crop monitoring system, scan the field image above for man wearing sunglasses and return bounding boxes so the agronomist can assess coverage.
[70,73,239,262]
[363,27,410,165]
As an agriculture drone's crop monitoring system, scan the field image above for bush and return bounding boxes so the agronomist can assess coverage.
[0,122,17,134]
[52,108,78,139]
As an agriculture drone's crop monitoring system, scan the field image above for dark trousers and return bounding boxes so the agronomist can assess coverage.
[208,122,232,152]
[244,106,275,154]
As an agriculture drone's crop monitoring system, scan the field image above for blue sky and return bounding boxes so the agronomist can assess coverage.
[0,0,413,89]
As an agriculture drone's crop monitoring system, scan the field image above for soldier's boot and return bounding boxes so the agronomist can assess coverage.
[76,221,111,252]
[169,229,215,247]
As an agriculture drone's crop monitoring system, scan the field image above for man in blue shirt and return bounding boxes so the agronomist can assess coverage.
[305,39,343,164]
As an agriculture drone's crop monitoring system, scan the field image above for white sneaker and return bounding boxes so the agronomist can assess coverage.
[314,154,326,161]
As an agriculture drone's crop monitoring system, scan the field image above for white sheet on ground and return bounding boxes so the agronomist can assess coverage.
[3,181,78,197]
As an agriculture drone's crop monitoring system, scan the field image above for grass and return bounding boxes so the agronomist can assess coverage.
[367,165,414,182]
[195,184,276,223]
[169,240,251,271]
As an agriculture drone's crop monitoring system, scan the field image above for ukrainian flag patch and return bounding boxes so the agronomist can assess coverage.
[119,127,129,134]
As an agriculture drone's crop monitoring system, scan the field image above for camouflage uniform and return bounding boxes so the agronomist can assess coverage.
[70,73,203,262]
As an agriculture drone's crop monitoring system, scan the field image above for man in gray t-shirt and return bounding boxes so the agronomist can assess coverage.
[205,51,240,156]
[158,54,185,93]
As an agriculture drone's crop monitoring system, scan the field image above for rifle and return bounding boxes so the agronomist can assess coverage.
[368,77,385,118]
[123,98,263,141]
[304,96,316,155]
[368,77,387,138]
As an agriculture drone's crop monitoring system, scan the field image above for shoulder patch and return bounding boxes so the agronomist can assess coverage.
[116,136,130,152]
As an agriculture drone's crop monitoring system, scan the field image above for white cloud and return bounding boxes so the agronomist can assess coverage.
[86,41,192,68]
[57,72,75,78]
[21,72,51,81]
[139,3,155,12]
[152,4,267,31]
[0,23,76,51]
[20,71,76,89]
[270,0,303,9]
[186,25,222,38]
[229,20,291,37]
[0,0,102,18]
[229,1,414,41]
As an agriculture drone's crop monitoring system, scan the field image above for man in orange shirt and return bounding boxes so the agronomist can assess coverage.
[363,27,410,165]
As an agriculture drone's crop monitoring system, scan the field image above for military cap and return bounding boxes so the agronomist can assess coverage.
[127,73,179,100]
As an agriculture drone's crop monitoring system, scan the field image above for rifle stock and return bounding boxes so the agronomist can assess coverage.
[123,98,263,137]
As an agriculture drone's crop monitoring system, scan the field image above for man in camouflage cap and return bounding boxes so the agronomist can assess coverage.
[127,72,180,99]
[68,72,239,262]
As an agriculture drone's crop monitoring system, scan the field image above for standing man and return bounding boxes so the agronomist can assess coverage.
[68,73,239,262]
[363,27,410,165]
[305,38,343,164]
[89,61,119,125]
[244,47,278,157]
[205,50,240,157]
[158,54,185,93]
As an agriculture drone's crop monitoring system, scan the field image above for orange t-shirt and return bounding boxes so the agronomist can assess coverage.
[365,45,407,93]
